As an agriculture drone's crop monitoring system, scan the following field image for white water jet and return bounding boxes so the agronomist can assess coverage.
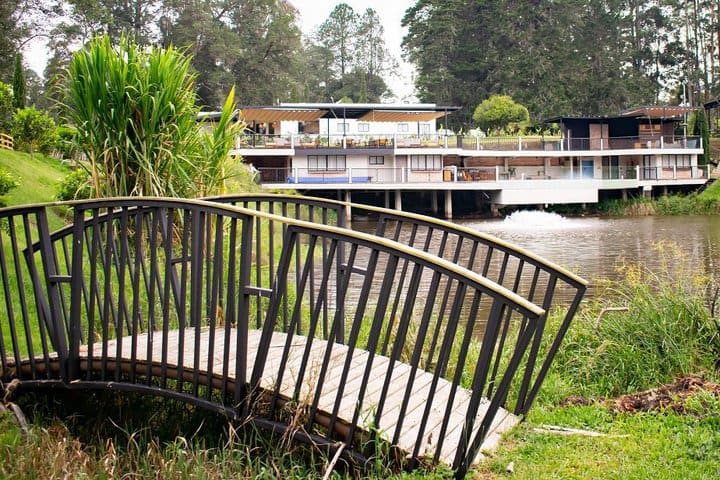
[502,210,569,228]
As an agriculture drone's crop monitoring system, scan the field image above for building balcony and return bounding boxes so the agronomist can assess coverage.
[233,133,703,156]
[256,165,710,187]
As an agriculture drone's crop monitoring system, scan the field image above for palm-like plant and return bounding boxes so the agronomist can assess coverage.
[61,35,240,198]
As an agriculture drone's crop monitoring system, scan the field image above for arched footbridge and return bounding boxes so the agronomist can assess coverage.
[0,196,586,477]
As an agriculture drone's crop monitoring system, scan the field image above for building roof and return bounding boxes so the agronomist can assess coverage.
[620,106,698,119]
[545,106,698,124]
[237,103,462,124]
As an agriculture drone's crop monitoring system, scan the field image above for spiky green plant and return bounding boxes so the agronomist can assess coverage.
[61,35,240,198]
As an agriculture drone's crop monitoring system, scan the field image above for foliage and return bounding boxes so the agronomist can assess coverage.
[0,148,68,228]
[596,193,720,216]
[0,82,13,132]
[312,3,393,102]
[402,0,717,127]
[550,241,720,398]
[691,109,711,165]
[478,400,720,479]
[54,124,80,160]
[61,35,241,198]
[472,95,530,135]
[0,390,451,479]
[11,107,58,158]
[0,166,18,198]
[12,53,25,109]
[56,168,93,201]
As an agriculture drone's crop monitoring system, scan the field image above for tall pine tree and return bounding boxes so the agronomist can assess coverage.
[12,54,25,110]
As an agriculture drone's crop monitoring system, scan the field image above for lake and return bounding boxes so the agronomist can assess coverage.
[458,211,720,288]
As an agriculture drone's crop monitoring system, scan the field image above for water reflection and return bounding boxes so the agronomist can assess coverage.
[460,214,720,289]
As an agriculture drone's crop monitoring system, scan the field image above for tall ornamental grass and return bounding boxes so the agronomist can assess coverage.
[550,241,720,399]
[61,35,240,198]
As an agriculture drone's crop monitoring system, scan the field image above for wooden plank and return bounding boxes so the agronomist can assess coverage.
[67,327,519,468]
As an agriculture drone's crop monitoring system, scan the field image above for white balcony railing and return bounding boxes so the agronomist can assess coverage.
[234,133,702,153]
[255,164,710,185]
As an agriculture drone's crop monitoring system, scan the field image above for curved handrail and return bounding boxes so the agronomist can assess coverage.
[0,197,544,477]
[205,194,588,415]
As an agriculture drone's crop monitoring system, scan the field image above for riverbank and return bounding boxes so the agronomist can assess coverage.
[2,242,719,478]
[1,150,719,478]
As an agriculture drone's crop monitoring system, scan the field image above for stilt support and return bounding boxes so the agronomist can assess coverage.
[444,190,453,220]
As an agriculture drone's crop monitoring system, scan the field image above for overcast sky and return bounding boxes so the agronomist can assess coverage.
[289,0,416,101]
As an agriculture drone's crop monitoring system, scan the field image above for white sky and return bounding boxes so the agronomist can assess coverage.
[24,0,417,101]
[289,0,417,101]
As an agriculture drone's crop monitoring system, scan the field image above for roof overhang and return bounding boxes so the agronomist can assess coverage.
[621,106,698,119]
[233,103,461,123]
[357,110,449,122]
[239,108,327,123]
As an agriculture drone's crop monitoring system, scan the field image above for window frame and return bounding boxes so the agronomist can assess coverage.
[308,154,347,172]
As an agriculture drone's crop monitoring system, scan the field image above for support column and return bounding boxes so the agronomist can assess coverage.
[490,203,501,217]
[384,190,390,209]
[444,190,453,220]
[621,189,628,201]
[345,190,352,223]
[395,190,402,212]
[431,190,438,214]
[662,185,668,196]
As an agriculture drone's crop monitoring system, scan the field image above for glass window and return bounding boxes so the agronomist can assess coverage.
[358,122,370,132]
[369,155,384,165]
[397,123,409,133]
[410,154,442,171]
[308,155,346,172]
[337,122,349,133]
[420,123,431,134]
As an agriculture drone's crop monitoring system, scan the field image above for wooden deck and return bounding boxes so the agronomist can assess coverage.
[73,328,518,465]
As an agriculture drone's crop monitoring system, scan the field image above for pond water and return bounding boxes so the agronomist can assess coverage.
[458,212,720,288]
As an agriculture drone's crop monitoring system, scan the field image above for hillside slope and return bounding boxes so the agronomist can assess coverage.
[0,149,70,228]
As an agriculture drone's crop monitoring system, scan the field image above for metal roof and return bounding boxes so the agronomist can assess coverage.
[545,106,698,123]
[238,103,461,123]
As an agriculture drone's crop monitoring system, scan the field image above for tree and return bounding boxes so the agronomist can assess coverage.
[310,4,394,102]
[316,3,358,79]
[0,82,13,132]
[473,95,529,135]
[11,107,57,158]
[691,109,711,165]
[13,54,25,109]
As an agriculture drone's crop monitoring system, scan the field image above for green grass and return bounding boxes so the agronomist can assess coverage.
[478,400,720,479]
[0,148,70,228]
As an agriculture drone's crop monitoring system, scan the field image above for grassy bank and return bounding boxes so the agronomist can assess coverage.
[595,170,720,216]
[1,242,718,479]
[1,150,719,478]
[0,149,69,228]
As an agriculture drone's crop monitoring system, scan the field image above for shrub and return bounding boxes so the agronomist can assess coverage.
[11,107,58,158]
[56,168,93,201]
[552,241,720,398]
[60,35,241,198]
[54,125,80,160]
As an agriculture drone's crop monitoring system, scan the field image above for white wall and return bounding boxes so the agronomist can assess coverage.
[280,118,436,137]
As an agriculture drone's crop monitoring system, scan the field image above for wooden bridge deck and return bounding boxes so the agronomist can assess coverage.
[68,328,518,465]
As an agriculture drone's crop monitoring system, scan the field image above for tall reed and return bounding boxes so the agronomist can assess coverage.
[60,35,241,199]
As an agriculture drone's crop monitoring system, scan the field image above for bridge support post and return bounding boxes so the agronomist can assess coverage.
[444,190,453,219]
[344,190,352,223]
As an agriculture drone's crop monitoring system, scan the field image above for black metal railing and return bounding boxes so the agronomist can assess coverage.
[0,197,550,478]
[207,194,588,416]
